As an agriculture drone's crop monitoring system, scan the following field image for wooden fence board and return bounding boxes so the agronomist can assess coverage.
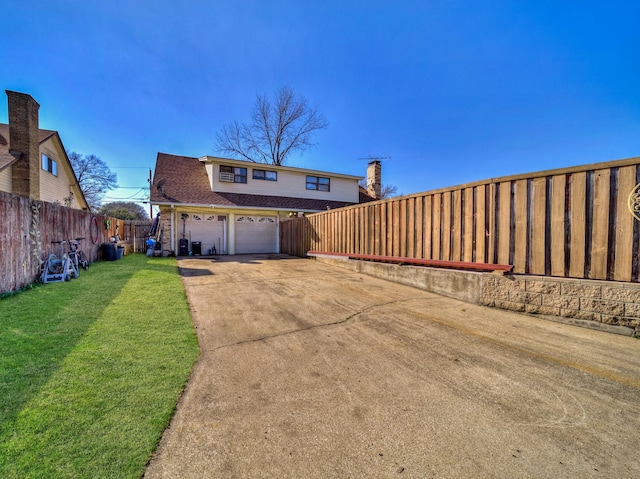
[488,184,496,264]
[369,205,376,255]
[452,190,462,261]
[550,175,566,277]
[399,199,407,257]
[407,197,415,258]
[379,203,384,256]
[531,177,547,275]
[370,204,377,255]
[498,182,511,265]
[615,166,636,281]
[393,201,400,257]
[386,201,393,256]
[513,179,528,274]
[424,195,432,259]
[415,196,424,259]
[432,194,441,260]
[591,169,610,279]
[336,211,340,250]
[342,210,347,254]
[475,186,486,263]
[442,192,452,260]
[569,172,587,278]
[463,188,474,262]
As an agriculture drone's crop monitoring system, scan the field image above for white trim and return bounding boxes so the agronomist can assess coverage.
[170,204,175,253]
[152,201,338,213]
[199,155,363,181]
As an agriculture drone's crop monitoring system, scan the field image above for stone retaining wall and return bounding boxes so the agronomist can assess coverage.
[311,254,640,336]
[481,275,640,335]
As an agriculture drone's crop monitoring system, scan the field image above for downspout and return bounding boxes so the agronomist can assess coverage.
[276,215,280,253]
[223,217,227,254]
[170,204,175,253]
[228,213,235,255]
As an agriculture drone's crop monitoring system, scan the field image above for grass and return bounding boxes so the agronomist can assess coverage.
[0,254,199,478]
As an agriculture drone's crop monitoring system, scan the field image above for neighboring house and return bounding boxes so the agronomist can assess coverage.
[150,153,380,255]
[0,90,88,210]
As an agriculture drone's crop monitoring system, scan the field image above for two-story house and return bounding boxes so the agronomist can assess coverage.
[150,153,380,255]
[0,90,88,209]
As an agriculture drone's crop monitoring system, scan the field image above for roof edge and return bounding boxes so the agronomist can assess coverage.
[198,155,364,180]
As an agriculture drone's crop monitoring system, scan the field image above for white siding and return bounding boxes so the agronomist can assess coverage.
[38,138,86,209]
[208,162,359,203]
[0,167,11,193]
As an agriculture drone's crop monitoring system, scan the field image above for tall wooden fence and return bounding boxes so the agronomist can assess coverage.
[0,191,150,293]
[281,157,640,283]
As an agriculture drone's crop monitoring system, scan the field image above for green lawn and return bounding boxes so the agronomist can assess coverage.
[0,254,199,479]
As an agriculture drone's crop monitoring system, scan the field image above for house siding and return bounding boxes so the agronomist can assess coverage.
[39,138,84,209]
[206,162,359,203]
[0,167,11,192]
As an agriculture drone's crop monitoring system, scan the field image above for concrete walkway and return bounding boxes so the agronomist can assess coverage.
[144,254,640,478]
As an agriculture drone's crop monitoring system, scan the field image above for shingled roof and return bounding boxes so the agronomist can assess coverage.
[151,152,374,211]
[0,123,57,171]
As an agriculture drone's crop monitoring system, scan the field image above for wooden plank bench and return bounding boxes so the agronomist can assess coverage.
[307,251,513,273]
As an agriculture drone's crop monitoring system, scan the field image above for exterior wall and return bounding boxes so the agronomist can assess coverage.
[157,204,289,256]
[0,167,11,192]
[482,274,640,333]
[204,160,360,203]
[38,137,86,209]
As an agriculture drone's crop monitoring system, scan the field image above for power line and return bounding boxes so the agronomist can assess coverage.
[103,188,148,200]
[109,166,153,169]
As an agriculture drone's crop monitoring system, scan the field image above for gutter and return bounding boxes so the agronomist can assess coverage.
[150,201,342,214]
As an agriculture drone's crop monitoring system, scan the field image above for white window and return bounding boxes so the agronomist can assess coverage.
[306,175,330,191]
[220,165,247,183]
[253,169,277,181]
[42,154,57,176]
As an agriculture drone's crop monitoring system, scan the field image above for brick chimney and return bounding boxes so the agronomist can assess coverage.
[7,90,41,199]
[366,160,381,199]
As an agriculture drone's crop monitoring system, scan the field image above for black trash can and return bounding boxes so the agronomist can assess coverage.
[178,238,189,256]
[101,243,117,261]
[191,241,202,256]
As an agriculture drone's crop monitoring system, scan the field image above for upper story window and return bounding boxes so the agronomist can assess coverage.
[42,154,58,176]
[306,175,330,192]
[253,169,277,181]
[219,165,247,184]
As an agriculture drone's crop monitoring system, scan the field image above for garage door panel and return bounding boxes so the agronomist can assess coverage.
[185,214,225,253]
[235,216,277,254]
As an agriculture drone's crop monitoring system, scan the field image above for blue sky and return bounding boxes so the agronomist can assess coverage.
[1,1,639,210]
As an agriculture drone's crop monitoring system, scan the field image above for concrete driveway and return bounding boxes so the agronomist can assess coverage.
[144,254,640,478]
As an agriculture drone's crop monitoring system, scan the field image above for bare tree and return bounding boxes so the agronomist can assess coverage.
[359,180,399,199]
[216,86,328,165]
[68,151,118,211]
[380,184,399,199]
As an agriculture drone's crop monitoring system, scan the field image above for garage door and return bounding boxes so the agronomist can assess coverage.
[235,216,277,254]
[184,213,226,254]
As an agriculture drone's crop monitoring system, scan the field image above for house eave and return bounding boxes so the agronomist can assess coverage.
[198,155,364,181]
[151,200,326,213]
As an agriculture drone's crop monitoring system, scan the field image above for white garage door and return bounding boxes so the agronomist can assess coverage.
[185,213,226,254]
[235,216,277,254]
